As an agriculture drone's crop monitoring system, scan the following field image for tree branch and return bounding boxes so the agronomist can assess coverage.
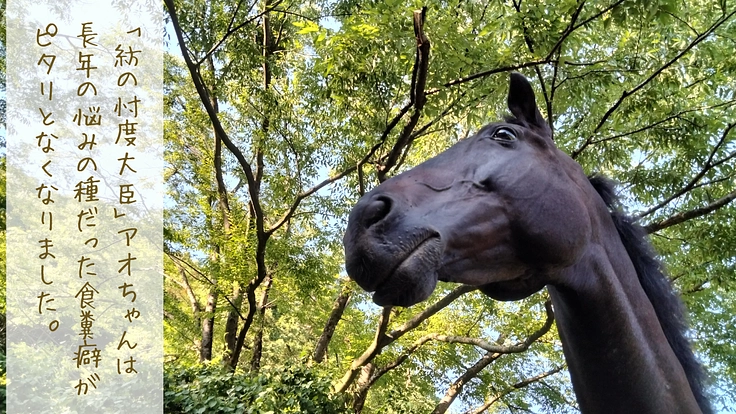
[268,9,437,231]
[373,91,473,172]
[409,91,467,141]
[378,8,431,182]
[431,301,554,414]
[549,51,561,135]
[511,0,536,54]
[365,307,554,393]
[426,60,552,95]
[432,351,503,414]
[571,101,736,159]
[564,59,607,66]
[267,165,357,234]
[334,285,476,393]
[534,66,553,134]
[514,0,590,137]
[543,0,587,60]
[637,122,735,219]
[175,262,201,329]
[166,251,210,284]
[166,251,250,323]
[556,67,641,89]
[467,366,566,414]
[388,285,477,339]
[227,1,277,369]
[644,189,736,233]
[333,306,393,393]
[662,10,700,36]
[544,0,625,62]
[592,10,736,134]
[196,0,281,66]
[165,0,266,237]
[363,335,435,390]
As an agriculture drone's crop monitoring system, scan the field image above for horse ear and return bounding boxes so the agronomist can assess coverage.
[507,72,549,132]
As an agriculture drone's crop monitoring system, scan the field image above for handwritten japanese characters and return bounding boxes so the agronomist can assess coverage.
[7,1,162,412]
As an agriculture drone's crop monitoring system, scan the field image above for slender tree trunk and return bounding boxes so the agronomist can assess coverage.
[249,274,273,372]
[225,210,253,363]
[200,261,218,361]
[201,46,231,362]
[200,187,221,361]
[313,282,352,363]
[223,282,242,358]
[177,263,202,352]
[178,264,202,329]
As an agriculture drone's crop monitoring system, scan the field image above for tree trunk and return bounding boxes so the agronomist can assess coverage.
[177,263,201,329]
[313,282,352,363]
[249,274,272,372]
[352,363,375,413]
[199,275,218,362]
[223,281,242,360]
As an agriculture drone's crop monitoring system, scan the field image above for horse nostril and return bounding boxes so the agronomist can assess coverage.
[363,196,392,228]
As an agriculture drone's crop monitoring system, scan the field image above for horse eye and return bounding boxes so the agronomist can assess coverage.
[492,128,516,141]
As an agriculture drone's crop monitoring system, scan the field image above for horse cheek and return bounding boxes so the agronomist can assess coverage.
[511,195,591,268]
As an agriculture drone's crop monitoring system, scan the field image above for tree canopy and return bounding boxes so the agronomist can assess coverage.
[160,0,736,412]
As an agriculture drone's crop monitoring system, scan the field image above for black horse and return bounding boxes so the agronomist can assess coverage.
[344,73,711,413]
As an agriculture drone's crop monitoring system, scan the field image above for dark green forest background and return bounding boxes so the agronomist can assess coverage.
[1,0,736,413]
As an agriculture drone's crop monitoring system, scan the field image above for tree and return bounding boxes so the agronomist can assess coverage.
[162,0,736,412]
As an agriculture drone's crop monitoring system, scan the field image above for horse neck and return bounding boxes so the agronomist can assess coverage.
[548,210,701,414]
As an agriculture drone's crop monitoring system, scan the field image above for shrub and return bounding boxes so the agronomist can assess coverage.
[164,363,348,414]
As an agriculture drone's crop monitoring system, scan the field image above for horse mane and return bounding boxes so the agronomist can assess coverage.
[588,175,712,414]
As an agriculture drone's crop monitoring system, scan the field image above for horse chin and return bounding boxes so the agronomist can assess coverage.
[372,237,442,307]
[478,271,548,301]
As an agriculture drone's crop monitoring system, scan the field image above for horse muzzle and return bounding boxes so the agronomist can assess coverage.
[344,192,443,307]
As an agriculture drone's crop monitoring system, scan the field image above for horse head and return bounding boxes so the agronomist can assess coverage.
[344,73,593,307]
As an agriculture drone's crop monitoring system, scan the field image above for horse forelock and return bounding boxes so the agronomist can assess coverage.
[588,175,713,414]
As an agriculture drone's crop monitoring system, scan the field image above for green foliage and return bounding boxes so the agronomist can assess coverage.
[163,363,348,414]
[365,386,438,414]
[159,0,736,412]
